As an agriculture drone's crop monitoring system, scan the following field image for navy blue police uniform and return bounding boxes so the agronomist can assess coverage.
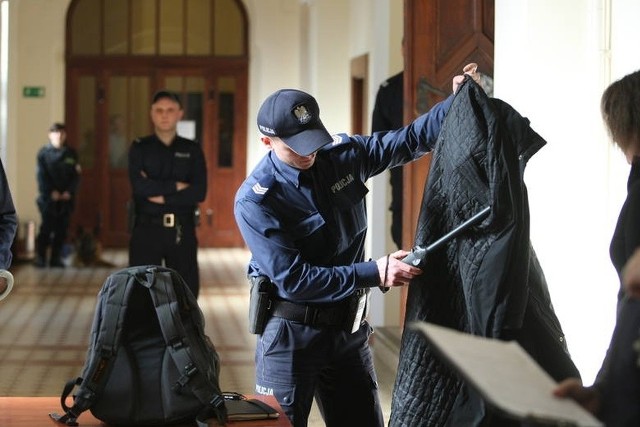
[35,128,80,267]
[234,88,452,427]
[128,133,206,297]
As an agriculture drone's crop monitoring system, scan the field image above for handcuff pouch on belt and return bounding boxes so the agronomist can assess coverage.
[248,275,274,335]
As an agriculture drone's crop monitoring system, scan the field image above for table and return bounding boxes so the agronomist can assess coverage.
[0,395,292,426]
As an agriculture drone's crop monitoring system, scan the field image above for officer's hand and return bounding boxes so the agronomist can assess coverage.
[148,195,165,204]
[377,250,423,289]
[51,190,61,201]
[176,181,190,191]
[552,378,600,415]
[623,247,640,299]
[60,191,71,201]
[453,63,481,93]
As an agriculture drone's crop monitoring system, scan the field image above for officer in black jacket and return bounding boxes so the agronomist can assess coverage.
[372,71,404,248]
[35,123,80,268]
[128,90,207,298]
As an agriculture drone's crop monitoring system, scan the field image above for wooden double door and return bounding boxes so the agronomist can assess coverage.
[398,0,494,320]
[403,0,495,248]
[67,65,247,248]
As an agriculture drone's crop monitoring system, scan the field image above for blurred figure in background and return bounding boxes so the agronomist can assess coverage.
[34,123,81,268]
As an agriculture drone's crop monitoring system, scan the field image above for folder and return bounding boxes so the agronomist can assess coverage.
[225,398,280,421]
[412,322,603,427]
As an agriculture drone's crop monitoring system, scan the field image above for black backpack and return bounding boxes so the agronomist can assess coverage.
[50,265,227,426]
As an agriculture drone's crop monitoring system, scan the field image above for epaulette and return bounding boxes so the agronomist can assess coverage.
[321,134,350,151]
[247,174,276,203]
[133,137,144,144]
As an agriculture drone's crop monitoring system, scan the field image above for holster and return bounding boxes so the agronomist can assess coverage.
[248,275,274,334]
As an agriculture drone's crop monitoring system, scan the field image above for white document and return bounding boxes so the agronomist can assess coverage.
[412,322,603,427]
[177,120,196,140]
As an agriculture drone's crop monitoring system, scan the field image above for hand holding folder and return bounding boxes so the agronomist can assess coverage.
[412,322,603,427]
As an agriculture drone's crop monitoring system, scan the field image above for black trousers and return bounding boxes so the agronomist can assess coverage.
[599,298,640,426]
[128,224,200,298]
[36,202,72,262]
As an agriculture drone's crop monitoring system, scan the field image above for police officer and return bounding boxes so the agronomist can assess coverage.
[35,123,80,268]
[128,90,207,298]
[234,66,478,427]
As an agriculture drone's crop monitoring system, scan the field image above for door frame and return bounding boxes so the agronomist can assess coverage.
[66,59,248,247]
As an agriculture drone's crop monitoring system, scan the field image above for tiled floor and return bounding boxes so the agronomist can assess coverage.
[0,248,401,426]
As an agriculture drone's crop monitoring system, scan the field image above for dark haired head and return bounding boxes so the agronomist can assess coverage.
[152,90,182,108]
[49,122,65,132]
[601,70,640,153]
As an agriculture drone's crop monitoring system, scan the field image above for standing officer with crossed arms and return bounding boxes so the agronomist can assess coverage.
[128,90,207,298]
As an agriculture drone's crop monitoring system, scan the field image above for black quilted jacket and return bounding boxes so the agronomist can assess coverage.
[389,79,580,426]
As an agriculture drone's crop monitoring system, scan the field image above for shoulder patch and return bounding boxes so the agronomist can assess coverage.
[321,134,350,151]
[247,174,276,203]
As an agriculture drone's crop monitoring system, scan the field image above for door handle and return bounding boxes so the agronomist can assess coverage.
[206,209,213,226]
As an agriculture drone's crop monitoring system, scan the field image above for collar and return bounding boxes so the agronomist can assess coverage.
[269,151,305,188]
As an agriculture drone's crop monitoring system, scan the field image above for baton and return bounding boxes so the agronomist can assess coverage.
[402,205,491,267]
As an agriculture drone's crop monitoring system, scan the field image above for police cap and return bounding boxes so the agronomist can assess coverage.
[257,89,332,156]
[152,90,182,108]
[49,122,65,132]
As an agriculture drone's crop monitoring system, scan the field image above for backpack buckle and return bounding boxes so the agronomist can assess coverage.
[184,362,197,377]
[173,363,198,390]
[169,337,184,349]
[100,345,114,357]
[209,394,225,409]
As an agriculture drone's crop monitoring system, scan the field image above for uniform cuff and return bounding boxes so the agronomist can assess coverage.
[354,261,380,288]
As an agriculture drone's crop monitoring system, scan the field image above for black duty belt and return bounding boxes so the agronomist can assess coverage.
[136,213,194,228]
[271,299,348,328]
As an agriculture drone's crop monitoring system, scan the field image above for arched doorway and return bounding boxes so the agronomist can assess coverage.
[65,0,248,248]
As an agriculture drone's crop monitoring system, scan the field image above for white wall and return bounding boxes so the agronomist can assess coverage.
[8,0,69,229]
[369,0,404,326]
[495,0,639,384]
[244,0,304,169]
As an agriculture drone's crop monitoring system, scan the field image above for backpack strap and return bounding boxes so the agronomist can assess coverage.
[148,268,227,426]
[50,271,134,426]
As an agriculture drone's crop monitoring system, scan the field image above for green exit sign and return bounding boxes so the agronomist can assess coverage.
[23,86,45,98]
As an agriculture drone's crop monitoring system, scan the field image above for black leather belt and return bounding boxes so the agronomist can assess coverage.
[271,299,348,328]
[136,213,194,228]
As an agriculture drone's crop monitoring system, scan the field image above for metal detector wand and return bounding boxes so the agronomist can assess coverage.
[402,205,491,267]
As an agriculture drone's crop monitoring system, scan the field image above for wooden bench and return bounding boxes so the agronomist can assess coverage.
[0,395,291,427]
